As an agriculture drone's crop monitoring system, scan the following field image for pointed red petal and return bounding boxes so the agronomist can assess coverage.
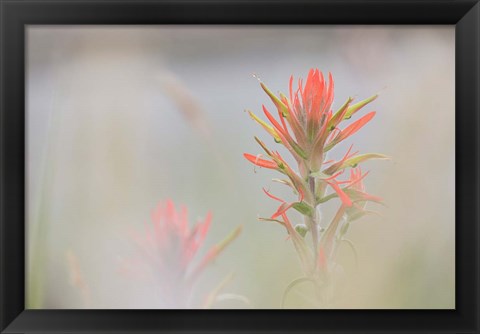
[323,144,356,175]
[262,188,284,202]
[243,153,277,169]
[310,70,324,120]
[271,202,294,219]
[178,205,189,236]
[337,111,376,143]
[348,170,370,189]
[165,199,178,228]
[262,105,289,138]
[356,191,383,203]
[198,212,212,241]
[328,181,353,207]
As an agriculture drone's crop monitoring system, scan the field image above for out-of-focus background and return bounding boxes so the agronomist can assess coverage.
[26,26,455,309]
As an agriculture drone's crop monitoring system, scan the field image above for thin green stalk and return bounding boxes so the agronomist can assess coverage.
[27,79,62,308]
[307,176,319,267]
[281,276,318,308]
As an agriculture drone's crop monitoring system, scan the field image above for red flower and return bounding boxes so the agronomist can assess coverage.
[121,200,241,307]
[136,200,211,276]
[244,69,385,283]
[245,69,379,200]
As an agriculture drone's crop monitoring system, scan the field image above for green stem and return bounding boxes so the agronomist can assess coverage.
[281,276,318,308]
[27,89,62,308]
[307,176,319,268]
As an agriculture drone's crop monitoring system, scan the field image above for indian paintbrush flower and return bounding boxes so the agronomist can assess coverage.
[121,199,242,308]
[244,69,388,306]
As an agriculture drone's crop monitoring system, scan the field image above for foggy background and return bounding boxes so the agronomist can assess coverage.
[26,26,455,309]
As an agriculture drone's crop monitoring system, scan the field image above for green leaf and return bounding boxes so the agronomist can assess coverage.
[344,94,378,119]
[317,192,338,204]
[310,170,331,179]
[260,82,289,116]
[248,110,282,143]
[341,153,390,169]
[323,153,390,175]
[258,217,286,226]
[292,202,314,216]
[328,97,353,130]
[290,140,309,160]
[318,188,384,207]
[294,224,309,238]
[346,208,380,222]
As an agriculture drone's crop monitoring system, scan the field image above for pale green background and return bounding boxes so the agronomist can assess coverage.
[27,26,455,309]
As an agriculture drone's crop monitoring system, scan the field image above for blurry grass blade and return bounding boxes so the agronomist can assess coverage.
[212,225,242,254]
[281,276,318,308]
[215,293,253,308]
[202,272,234,309]
[66,250,91,307]
[190,225,242,280]
[160,72,211,138]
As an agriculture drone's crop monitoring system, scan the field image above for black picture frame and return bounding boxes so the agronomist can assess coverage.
[1,0,479,333]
